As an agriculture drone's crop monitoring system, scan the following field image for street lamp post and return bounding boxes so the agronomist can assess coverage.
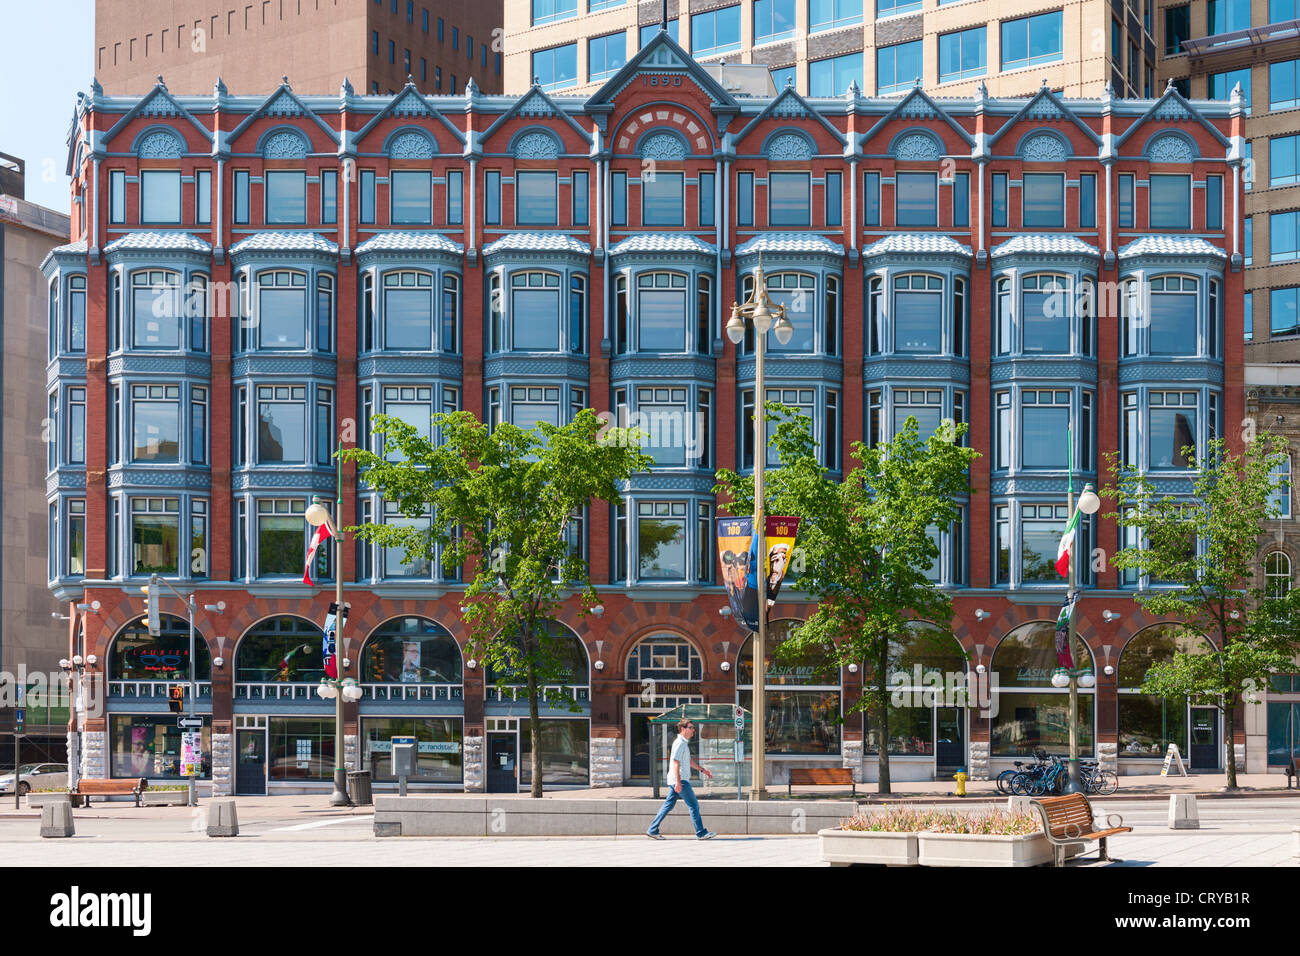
[306,494,361,807]
[726,256,794,801]
[1061,481,1101,794]
[140,577,224,806]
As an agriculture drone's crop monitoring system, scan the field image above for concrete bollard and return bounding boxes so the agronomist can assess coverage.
[206,798,239,837]
[1168,793,1200,829]
[40,800,75,838]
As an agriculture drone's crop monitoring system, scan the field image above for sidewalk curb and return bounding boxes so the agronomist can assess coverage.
[849,789,1300,804]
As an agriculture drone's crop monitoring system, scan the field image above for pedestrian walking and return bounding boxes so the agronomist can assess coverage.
[646,718,716,840]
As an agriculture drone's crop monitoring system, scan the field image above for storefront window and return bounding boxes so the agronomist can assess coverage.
[862,623,969,756]
[361,717,463,783]
[110,714,211,779]
[235,616,326,683]
[361,617,462,683]
[1117,624,1212,758]
[268,717,334,781]
[518,718,589,785]
[990,621,1094,756]
[1268,701,1300,765]
[737,621,841,755]
[110,614,212,682]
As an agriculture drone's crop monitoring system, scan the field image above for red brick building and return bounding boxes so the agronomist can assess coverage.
[44,33,1247,794]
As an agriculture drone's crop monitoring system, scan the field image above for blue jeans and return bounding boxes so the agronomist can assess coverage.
[647,778,707,837]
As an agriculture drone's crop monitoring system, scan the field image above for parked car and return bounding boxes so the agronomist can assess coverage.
[0,763,68,795]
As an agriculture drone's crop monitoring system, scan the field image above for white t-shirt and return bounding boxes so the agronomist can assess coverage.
[668,734,691,784]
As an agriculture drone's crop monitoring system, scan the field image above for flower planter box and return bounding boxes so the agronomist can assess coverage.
[916,831,1054,868]
[140,791,190,806]
[818,828,919,867]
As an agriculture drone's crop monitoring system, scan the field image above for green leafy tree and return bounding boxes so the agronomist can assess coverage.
[343,409,651,797]
[1106,434,1300,789]
[715,404,978,794]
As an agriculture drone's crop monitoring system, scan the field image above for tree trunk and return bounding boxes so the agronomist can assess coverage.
[527,658,543,799]
[876,645,891,796]
[1223,698,1237,790]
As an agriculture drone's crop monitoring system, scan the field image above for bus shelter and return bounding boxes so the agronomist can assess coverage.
[649,704,752,799]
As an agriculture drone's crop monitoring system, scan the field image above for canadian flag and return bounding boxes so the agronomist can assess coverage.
[304,521,333,585]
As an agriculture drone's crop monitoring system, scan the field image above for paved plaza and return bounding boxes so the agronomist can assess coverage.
[1,794,1296,866]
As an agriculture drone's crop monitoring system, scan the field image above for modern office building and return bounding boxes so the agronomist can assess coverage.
[1,159,73,764]
[47,33,1246,794]
[1155,0,1300,772]
[94,0,505,96]
[504,0,1159,98]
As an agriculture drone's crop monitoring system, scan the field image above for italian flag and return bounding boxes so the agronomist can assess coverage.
[1054,509,1080,578]
[303,521,332,585]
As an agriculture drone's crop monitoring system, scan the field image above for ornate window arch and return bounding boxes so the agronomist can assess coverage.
[989,620,1095,757]
[1144,131,1199,164]
[384,128,437,159]
[234,615,326,684]
[636,130,689,161]
[625,633,702,681]
[109,614,212,682]
[258,127,309,160]
[485,619,590,687]
[736,620,841,755]
[1117,624,1214,760]
[761,130,814,163]
[134,128,185,159]
[889,128,942,162]
[1017,131,1070,162]
[510,128,561,160]
[360,616,462,685]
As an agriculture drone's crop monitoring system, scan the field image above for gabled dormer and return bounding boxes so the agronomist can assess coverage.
[227,79,340,151]
[102,77,214,151]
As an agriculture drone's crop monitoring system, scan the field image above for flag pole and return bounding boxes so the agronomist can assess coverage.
[1063,420,1083,793]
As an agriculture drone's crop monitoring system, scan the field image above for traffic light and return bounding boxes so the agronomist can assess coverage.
[145,574,161,637]
[168,685,184,714]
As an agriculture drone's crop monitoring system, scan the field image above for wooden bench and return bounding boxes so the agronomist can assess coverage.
[1032,793,1132,867]
[72,778,148,807]
[1286,756,1300,789]
[788,767,856,797]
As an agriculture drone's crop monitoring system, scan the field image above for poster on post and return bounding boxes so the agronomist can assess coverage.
[180,731,202,777]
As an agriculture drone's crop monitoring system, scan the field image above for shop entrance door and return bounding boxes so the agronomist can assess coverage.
[628,711,655,780]
[486,733,518,793]
[935,707,965,773]
[1190,707,1221,770]
[235,729,266,796]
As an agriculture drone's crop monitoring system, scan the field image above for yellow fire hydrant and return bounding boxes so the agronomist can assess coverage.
[953,768,968,797]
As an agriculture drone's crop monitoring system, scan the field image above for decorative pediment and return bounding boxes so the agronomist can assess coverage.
[988,86,1101,149]
[102,80,214,147]
[1114,84,1230,151]
[386,129,437,159]
[512,129,562,159]
[863,87,974,150]
[228,81,340,148]
[352,83,465,149]
[765,132,813,162]
[260,129,309,159]
[584,29,738,112]
[390,86,436,118]
[480,85,592,152]
[733,85,846,150]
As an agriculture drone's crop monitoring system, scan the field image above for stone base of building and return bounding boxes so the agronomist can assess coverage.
[211,733,233,797]
[590,737,622,788]
[967,741,990,781]
[463,735,484,792]
[1233,742,1246,772]
[81,730,106,779]
[1098,742,1118,773]
[842,740,864,782]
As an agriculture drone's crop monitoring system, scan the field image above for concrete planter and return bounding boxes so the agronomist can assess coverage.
[26,793,71,808]
[916,831,1054,867]
[140,791,189,806]
[818,829,919,866]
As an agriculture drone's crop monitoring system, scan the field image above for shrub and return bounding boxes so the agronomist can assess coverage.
[840,806,1039,836]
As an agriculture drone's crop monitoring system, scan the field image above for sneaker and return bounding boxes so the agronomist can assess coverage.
[646,831,664,840]
[698,830,717,840]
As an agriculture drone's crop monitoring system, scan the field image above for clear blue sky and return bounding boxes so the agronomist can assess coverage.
[0,0,95,213]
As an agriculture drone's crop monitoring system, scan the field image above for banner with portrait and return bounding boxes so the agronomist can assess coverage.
[716,516,800,632]
[716,517,754,628]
